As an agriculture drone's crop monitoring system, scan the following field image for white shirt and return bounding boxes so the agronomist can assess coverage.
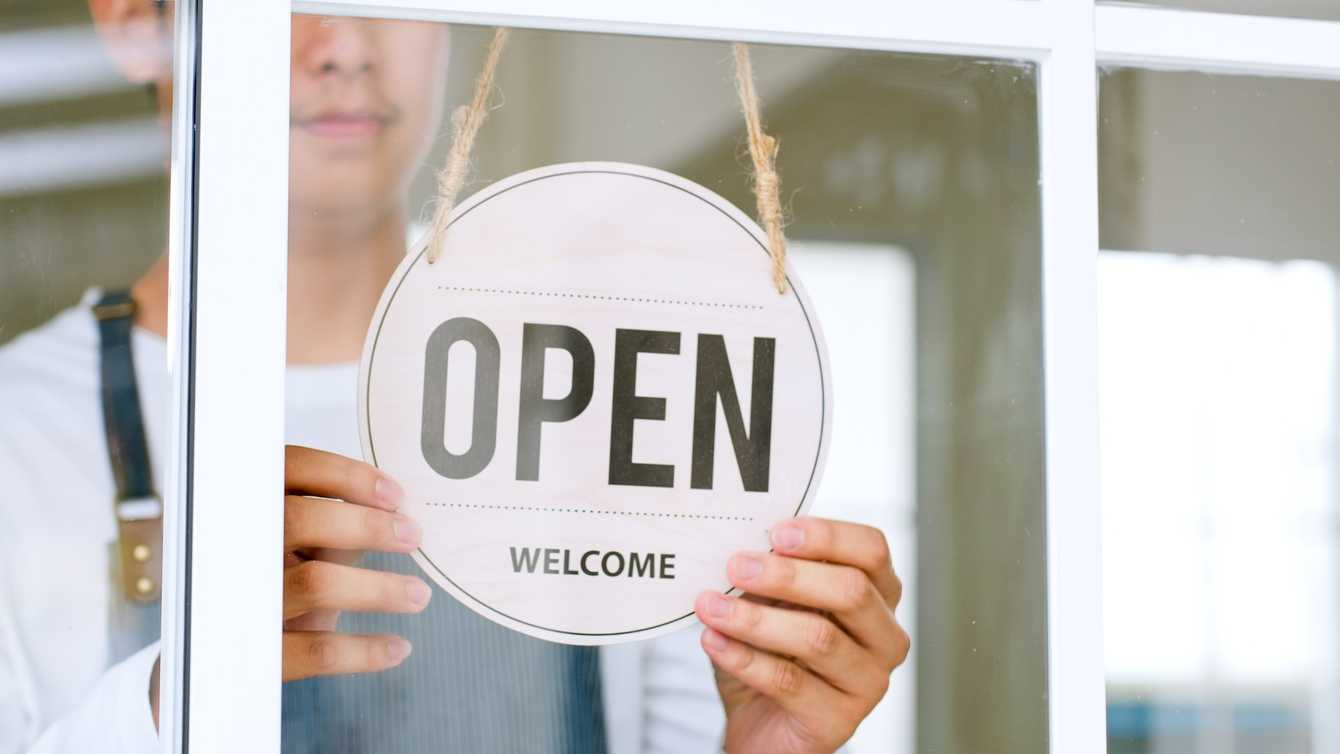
[0,293,723,754]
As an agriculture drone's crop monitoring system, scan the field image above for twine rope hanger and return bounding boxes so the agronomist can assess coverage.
[426,28,790,295]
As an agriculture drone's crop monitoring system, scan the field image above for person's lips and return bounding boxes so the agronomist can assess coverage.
[293,110,390,140]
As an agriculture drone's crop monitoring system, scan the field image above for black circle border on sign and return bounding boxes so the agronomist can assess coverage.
[366,166,827,638]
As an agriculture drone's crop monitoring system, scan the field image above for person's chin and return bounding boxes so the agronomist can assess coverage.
[290,179,398,221]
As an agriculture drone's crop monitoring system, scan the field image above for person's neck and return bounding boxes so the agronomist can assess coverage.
[131,208,407,365]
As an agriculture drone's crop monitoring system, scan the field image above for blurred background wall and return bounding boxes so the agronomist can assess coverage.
[1098,66,1340,754]
[1,0,167,343]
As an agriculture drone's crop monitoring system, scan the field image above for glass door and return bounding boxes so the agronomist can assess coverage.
[168,2,1069,753]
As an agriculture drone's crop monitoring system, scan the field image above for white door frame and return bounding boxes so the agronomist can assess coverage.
[162,1,1340,752]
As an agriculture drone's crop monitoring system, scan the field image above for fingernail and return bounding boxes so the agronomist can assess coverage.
[708,593,732,619]
[405,579,431,608]
[386,638,412,663]
[393,515,422,546]
[730,553,764,581]
[772,522,805,551]
[701,628,728,651]
[375,476,404,509]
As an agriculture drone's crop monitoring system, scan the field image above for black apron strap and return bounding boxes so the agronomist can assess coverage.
[94,290,163,604]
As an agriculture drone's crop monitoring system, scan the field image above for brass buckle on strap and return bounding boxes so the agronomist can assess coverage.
[115,495,163,603]
[93,299,137,321]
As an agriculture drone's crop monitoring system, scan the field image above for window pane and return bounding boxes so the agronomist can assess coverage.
[261,16,1041,754]
[1099,0,1340,22]
[0,0,171,748]
[1099,69,1340,753]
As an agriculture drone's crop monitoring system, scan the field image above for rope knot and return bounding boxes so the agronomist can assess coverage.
[755,170,780,195]
[732,42,789,294]
[759,133,779,160]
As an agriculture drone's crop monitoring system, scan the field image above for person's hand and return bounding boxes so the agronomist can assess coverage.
[280,445,431,680]
[149,447,428,727]
[694,517,909,754]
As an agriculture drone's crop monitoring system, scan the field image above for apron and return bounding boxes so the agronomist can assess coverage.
[96,290,606,753]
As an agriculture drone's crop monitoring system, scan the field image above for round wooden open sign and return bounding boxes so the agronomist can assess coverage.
[359,162,831,645]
